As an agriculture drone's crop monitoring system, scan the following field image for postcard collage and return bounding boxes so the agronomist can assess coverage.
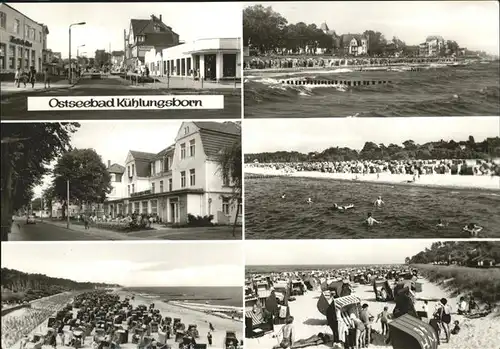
[1,1,499,349]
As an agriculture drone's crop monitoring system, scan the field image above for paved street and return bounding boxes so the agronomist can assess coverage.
[1,75,241,119]
[7,218,242,241]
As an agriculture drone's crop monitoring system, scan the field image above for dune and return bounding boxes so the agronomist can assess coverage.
[245,279,499,349]
[245,166,500,191]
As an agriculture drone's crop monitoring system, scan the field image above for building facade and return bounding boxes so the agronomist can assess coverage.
[103,121,242,225]
[0,3,48,76]
[419,36,446,57]
[124,14,180,70]
[341,34,368,56]
[144,37,241,81]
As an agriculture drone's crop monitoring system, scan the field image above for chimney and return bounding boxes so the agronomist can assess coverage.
[108,160,111,168]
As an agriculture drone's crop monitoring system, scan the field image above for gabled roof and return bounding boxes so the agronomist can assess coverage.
[130,16,178,37]
[193,122,241,158]
[107,163,125,174]
[130,150,156,161]
[341,34,367,46]
[153,144,175,160]
[193,121,241,135]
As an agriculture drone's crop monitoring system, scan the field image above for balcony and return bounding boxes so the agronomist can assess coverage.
[130,190,151,198]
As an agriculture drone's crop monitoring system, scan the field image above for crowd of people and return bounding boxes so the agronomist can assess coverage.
[244,56,458,70]
[3,290,242,349]
[76,212,160,229]
[1,293,73,349]
[247,159,500,176]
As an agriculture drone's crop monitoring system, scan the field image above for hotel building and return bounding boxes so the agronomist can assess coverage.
[0,3,48,75]
[103,121,242,225]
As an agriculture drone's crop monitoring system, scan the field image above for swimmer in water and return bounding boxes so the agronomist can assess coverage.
[365,213,381,226]
[374,196,385,207]
[333,203,354,211]
[281,194,286,199]
[463,223,483,237]
[436,219,449,228]
[307,198,313,204]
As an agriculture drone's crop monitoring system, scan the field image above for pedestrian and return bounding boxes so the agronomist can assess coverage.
[29,66,37,88]
[84,215,89,230]
[44,68,51,88]
[376,306,390,336]
[207,332,212,346]
[15,68,21,88]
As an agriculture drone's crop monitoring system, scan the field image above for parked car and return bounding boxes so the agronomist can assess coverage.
[26,215,36,224]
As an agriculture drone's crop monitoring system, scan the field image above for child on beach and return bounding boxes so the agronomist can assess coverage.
[376,306,390,336]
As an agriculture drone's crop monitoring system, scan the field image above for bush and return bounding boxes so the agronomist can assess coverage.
[187,214,214,227]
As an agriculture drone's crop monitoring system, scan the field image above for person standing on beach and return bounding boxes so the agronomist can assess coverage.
[434,298,451,343]
[207,332,212,346]
[360,304,374,347]
[376,307,389,336]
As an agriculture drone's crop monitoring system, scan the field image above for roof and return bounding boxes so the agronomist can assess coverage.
[153,144,175,160]
[193,122,241,158]
[426,35,444,42]
[341,34,367,46]
[107,163,125,174]
[130,16,179,39]
[129,150,156,161]
[335,295,361,309]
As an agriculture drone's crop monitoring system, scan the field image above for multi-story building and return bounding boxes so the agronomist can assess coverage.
[103,121,242,225]
[124,14,180,71]
[0,3,49,76]
[419,36,446,57]
[111,50,125,70]
[340,34,368,56]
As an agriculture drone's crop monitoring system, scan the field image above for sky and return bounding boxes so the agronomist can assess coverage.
[10,2,243,58]
[246,1,500,55]
[30,120,185,198]
[245,239,436,265]
[244,117,500,154]
[1,242,243,287]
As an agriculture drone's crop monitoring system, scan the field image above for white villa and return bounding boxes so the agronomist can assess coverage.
[103,121,242,225]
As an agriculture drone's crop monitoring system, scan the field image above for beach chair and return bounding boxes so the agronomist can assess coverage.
[389,314,438,349]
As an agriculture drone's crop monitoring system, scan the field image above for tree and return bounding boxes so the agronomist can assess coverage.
[243,5,288,53]
[31,198,43,211]
[363,30,387,56]
[1,123,79,241]
[51,149,112,219]
[216,139,242,237]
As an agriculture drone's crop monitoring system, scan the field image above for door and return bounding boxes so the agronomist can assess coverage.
[170,201,179,223]
[204,54,216,80]
[222,54,236,77]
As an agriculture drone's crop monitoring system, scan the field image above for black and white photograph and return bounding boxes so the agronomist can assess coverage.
[0,2,242,119]
[1,242,244,349]
[1,121,242,241]
[244,117,500,239]
[244,240,500,349]
[243,1,500,118]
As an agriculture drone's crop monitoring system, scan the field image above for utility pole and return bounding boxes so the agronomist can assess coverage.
[66,179,70,229]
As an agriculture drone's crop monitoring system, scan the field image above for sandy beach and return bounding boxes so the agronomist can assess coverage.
[245,166,500,191]
[245,279,499,349]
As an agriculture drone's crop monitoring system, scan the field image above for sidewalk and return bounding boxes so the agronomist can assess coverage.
[1,81,75,95]
[40,219,145,240]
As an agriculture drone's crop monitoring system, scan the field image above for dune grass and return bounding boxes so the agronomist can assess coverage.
[414,264,500,305]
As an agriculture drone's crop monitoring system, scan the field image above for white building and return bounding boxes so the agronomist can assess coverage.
[144,37,241,81]
[103,121,242,225]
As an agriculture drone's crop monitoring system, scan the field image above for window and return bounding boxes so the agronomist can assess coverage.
[30,28,35,40]
[131,184,135,193]
[160,180,164,193]
[154,24,160,32]
[222,198,230,215]
[8,45,14,70]
[189,139,195,157]
[137,36,145,43]
[0,12,6,29]
[180,171,186,188]
[134,202,140,213]
[128,166,131,177]
[184,126,189,134]
[13,19,19,34]
[168,178,172,191]
[223,171,230,186]
[163,157,170,171]
[127,185,130,196]
[151,182,155,194]
[151,200,158,214]
[180,143,186,159]
[0,43,5,71]
[39,31,42,43]
[151,162,156,175]
[24,25,29,38]
[132,164,135,176]
[189,169,195,186]
[141,201,148,214]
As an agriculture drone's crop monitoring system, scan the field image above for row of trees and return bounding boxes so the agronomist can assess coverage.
[244,136,500,163]
[406,242,500,265]
[1,268,118,302]
[243,5,463,57]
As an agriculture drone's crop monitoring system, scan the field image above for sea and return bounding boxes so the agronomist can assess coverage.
[244,61,500,117]
[123,286,242,307]
[244,175,500,239]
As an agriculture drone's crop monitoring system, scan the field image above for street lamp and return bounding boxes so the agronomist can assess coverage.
[69,22,86,83]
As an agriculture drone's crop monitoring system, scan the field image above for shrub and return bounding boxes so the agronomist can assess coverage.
[187,214,214,227]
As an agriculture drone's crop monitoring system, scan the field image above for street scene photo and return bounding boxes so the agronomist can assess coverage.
[244,240,500,349]
[1,121,242,241]
[0,3,242,119]
[243,1,500,117]
[1,242,244,349]
[244,117,500,239]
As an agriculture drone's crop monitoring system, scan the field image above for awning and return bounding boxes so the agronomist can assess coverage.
[335,295,361,309]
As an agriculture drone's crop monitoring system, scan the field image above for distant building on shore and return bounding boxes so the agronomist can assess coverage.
[340,34,368,56]
[419,35,446,57]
